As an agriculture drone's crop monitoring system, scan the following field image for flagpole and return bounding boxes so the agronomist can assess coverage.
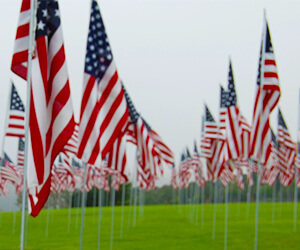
[294,168,298,232]
[120,182,126,238]
[20,0,36,249]
[272,180,277,224]
[68,191,73,232]
[93,187,97,221]
[254,164,261,250]
[237,187,241,218]
[294,88,300,232]
[127,180,133,229]
[110,188,116,250]
[246,182,251,220]
[201,185,205,229]
[97,188,103,250]
[79,162,88,250]
[212,180,218,239]
[195,184,200,225]
[254,11,267,250]
[224,183,229,250]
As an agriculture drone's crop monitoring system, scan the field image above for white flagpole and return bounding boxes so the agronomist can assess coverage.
[254,11,267,250]
[224,183,229,250]
[237,187,241,218]
[127,181,133,229]
[68,191,73,232]
[120,182,126,238]
[254,165,261,250]
[272,180,277,224]
[294,88,300,232]
[93,187,97,221]
[246,182,251,220]
[133,185,138,227]
[212,180,218,239]
[79,163,88,250]
[201,185,205,229]
[97,188,103,250]
[195,184,200,225]
[20,0,36,249]
[76,191,80,230]
[110,188,116,250]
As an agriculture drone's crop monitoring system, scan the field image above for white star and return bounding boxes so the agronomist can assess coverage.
[88,36,93,42]
[42,9,47,17]
[107,54,112,60]
[55,9,60,17]
[90,45,95,51]
[86,57,90,63]
[101,66,106,71]
[87,66,92,71]
[99,49,104,54]
[92,54,96,59]
[37,20,45,30]
[100,57,105,62]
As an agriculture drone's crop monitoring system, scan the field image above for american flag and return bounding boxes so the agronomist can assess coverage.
[77,0,129,165]
[124,87,174,181]
[171,165,178,189]
[193,141,206,187]
[250,20,281,164]
[278,109,296,186]
[63,123,79,157]
[226,61,241,160]
[11,0,75,216]
[0,154,22,188]
[17,138,25,167]
[5,83,25,138]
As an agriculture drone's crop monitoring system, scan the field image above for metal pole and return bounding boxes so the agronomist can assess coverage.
[294,168,298,232]
[45,207,50,238]
[272,181,276,224]
[201,186,205,229]
[110,188,116,250]
[76,191,80,230]
[224,184,229,250]
[68,191,73,232]
[212,180,218,239]
[20,0,36,249]
[195,184,200,225]
[120,183,126,238]
[128,183,133,229]
[97,188,103,250]
[254,165,261,250]
[246,183,251,220]
[93,187,97,221]
[133,186,138,227]
[279,182,283,217]
[79,163,88,250]
[237,187,241,218]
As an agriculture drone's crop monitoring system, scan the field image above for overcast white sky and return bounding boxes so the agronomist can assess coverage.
[0,0,300,186]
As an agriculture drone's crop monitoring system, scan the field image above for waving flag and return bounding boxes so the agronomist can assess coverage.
[11,0,75,216]
[17,138,25,167]
[250,20,281,163]
[5,83,25,138]
[226,61,241,159]
[278,109,296,186]
[77,0,129,165]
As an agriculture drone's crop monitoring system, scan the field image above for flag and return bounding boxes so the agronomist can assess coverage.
[124,87,174,183]
[192,141,205,187]
[278,109,296,186]
[250,20,281,163]
[5,83,25,138]
[77,0,129,165]
[11,0,75,216]
[226,61,241,160]
[17,138,25,167]
[171,165,178,189]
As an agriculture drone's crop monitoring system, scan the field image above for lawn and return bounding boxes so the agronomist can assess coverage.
[0,202,299,249]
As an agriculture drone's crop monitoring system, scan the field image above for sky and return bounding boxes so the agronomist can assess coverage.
[1,0,300,207]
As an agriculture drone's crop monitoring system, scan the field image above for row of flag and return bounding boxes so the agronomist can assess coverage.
[0,0,174,217]
[173,17,300,192]
[0,0,299,219]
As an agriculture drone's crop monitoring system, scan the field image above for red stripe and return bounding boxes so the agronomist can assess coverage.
[30,89,45,184]
[16,23,29,39]
[20,0,30,12]
[45,82,71,154]
[36,37,48,100]
[8,124,24,129]
[264,72,278,79]
[11,51,28,80]
[5,133,25,138]
[47,45,66,104]
[9,115,25,120]
[265,59,276,66]
[80,76,97,121]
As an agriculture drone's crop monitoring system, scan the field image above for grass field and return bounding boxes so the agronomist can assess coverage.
[0,202,299,249]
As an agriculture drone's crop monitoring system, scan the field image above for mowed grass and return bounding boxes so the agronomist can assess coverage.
[0,202,299,249]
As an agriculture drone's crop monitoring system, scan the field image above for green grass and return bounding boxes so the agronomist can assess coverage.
[0,202,299,249]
